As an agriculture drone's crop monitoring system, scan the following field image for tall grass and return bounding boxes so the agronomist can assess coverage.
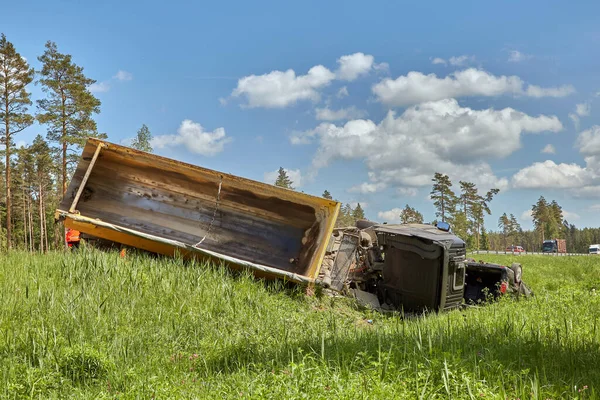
[1,248,599,398]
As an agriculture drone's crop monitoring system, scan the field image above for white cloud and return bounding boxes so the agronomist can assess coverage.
[520,209,533,221]
[397,187,418,197]
[449,55,475,66]
[349,201,368,209]
[336,52,374,81]
[231,65,335,108]
[569,113,580,129]
[335,52,388,81]
[151,120,232,156]
[541,144,556,154]
[572,186,600,199]
[513,126,600,193]
[89,70,133,93]
[230,52,384,108]
[114,70,133,81]
[373,62,390,74]
[430,56,474,66]
[293,99,561,192]
[372,68,575,107]
[119,137,134,147]
[576,103,591,117]
[263,168,304,188]
[570,103,591,129]
[315,106,367,121]
[508,50,532,63]
[348,182,387,194]
[576,126,600,155]
[377,208,403,224]
[336,86,349,98]
[563,210,581,221]
[525,84,575,98]
[89,81,110,93]
[511,160,593,189]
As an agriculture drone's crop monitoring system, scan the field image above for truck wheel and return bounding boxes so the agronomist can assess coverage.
[510,263,522,284]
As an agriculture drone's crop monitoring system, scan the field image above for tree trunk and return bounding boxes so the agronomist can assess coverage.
[62,95,68,249]
[28,196,33,252]
[441,192,445,222]
[43,200,48,252]
[39,182,44,253]
[5,124,10,250]
[22,186,27,250]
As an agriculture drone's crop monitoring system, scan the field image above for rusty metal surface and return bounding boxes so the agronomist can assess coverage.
[56,138,340,282]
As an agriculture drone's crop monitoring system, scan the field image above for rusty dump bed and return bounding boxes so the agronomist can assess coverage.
[55,138,340,284]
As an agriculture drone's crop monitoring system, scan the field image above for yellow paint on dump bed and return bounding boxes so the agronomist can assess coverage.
[56,138,340,284]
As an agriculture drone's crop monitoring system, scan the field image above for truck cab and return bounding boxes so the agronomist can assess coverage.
[542,240,556,253]
[542,239,566,253]
[589,244,600,255]
[321,222,467,312]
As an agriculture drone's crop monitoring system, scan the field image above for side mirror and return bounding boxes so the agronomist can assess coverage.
[436,221,451,232]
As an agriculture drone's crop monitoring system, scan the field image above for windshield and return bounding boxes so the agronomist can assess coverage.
[590,248,599,253]
[542,242,555,251]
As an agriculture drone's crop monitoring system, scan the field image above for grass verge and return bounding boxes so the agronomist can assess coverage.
[1,248,599,399]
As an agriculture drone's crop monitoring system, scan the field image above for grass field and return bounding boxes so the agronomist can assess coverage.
[2,248,600,399]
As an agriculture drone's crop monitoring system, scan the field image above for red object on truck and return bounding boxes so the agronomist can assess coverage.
[556,239,566,253]
[66,228,81,248]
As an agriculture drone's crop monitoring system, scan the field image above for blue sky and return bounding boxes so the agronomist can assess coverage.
[5,0,600,231]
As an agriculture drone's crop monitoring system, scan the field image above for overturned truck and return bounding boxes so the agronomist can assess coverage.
[56,139,531,313]
[321,224,532,312]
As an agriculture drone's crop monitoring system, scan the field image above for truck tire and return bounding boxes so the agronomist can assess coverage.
[510,263,522,284]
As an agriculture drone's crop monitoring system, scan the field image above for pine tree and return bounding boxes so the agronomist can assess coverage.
[509,213,521,246]
[452,211,469,242]
[36,41,104,195]
[498,213,510,248]
[30,135,54,252]
[322,190,332,200]
[480,227,490,250]
[12,145,34,251]
[531,196,549,242]
[430,172,456,223]
[335,203,355,227]
[131,123,153,152]
[471,188,499,249]
[400,204,424,224]
[548,200,564,239]
[0,33,35,249]
[274,167,294,189]
[352,203,365,220]
[458,181,477,215]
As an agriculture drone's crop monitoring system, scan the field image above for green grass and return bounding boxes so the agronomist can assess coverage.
[1,248,600,399]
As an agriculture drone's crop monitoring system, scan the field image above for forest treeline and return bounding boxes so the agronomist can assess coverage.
[2,32,597,254]
[276,168,596,253]
[0,34,153,251]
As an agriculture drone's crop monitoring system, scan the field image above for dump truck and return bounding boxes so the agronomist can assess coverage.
[55,138,340,285]
[56,138,531,313]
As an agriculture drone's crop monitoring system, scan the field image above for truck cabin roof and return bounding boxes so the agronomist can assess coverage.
[373,223,465,248]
